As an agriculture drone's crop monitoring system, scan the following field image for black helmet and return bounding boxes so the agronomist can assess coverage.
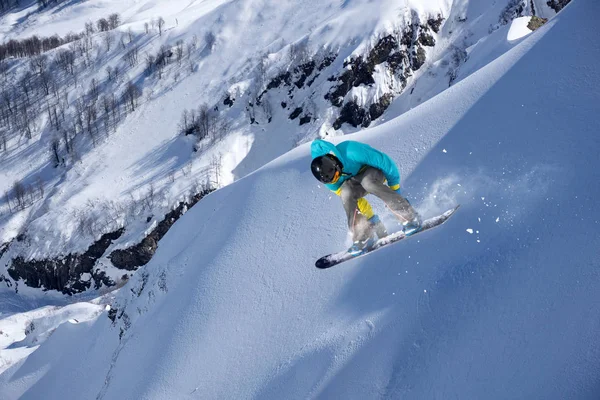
[311,154,342,183]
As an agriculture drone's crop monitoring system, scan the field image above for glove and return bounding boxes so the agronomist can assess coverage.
[389,184,401,195]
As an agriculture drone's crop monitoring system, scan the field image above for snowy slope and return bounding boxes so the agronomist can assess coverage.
[0,0,556,296]
[1,0,598,398]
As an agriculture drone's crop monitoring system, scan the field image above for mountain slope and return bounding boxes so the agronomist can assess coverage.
[0,0,555,295]
[1,0,598,398]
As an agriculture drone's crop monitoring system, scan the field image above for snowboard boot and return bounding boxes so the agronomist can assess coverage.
[402,213,423,236]
[348,236,376,256]
[369,215,388,239]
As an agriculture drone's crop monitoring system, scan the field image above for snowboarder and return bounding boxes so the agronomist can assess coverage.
[310,139,422,255]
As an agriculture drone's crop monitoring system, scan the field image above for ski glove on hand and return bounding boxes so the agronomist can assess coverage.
[389,184,401,194]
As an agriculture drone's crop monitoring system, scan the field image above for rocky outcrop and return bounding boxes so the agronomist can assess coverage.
[238,15,443,131]
[5,188,214,295]
[299,115,312,125]
[289,107,303,120]
[427,15,445,33]
[109,188,213,271]
[333,100,369,129]
[499,0,526,25]
[546,0,571,12]
[0,242,9,259]
[223,93,234,107]
[7,229,124,295]
[327,20,437,129]
[368,94,394,121]
[527,16,547,30]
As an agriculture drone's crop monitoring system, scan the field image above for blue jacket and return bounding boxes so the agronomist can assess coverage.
[311,139,400,193]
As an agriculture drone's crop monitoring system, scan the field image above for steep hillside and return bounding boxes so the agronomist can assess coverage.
[1,0,597,398]
[0,0,560,295]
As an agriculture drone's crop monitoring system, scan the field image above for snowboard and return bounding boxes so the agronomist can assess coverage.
[315,205,460,269]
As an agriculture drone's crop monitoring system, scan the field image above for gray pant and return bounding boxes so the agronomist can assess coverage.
[340,167,417,242]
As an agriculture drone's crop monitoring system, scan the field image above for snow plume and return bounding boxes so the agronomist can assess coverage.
[416,164,558,222]
[417,173,465,216]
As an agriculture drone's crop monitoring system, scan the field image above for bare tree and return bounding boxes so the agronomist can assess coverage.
[124,81,141,112]
[55,49,76,75]
[63,128,74,155]
[108,13,121,30]
[51,138,61,166]
[97,18,110,32]
[104,32,114,52]
[36,176,44,198]
[157,17,165,36]
[12,180,27,210]
[85,21,95,36]
[124,46,139,67]
[204,31,216,52]
[113,65,121,82]
[30,54,47,75]
[145,53,155,75]
[38,70,53,96]
[84,101,98,143]
[210,153,223,187]
[0,60,8,79]
[187,34,198,58]
[19,72,34,102]
[144,22,149,34]
[89,78,100,100]
[175,40,184,64]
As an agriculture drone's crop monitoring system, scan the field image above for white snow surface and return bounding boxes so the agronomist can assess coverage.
[507,16,533,41]
[1,0,599,398]
[0,300,105,374]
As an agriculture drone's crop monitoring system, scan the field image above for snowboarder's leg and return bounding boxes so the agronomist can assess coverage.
[339,180,380,255]
[340,179,372,243]
[356,167,420,226]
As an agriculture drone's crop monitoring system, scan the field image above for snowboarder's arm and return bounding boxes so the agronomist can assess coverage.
[346,142,401,188]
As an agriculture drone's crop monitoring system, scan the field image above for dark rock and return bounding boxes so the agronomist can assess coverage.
[294,60,316,88]
[318,55,336,71]
[411,46,426,70]
[223,94,234,107]
[1,274,12,288]
[369,94,394,121]
[0,242,9,259]
[299,115,312,125]
[7,228,124,295]
[527,15,547,30]
[281,101,287,108]
[387,51,409,74]
[266,71,292,90]
[546,0,570,13]
[108,307,117,322]
[499,0,525,25]
[333,100,368,129]
[306,73,320,87]
[289,107,303,120]
[109,188,213,271]
[419,32,436,47]
[326,56,375,107]
[361,114,371,128]
[401,25,416,46]
[367,35,398,66]
[427,15,445,33]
